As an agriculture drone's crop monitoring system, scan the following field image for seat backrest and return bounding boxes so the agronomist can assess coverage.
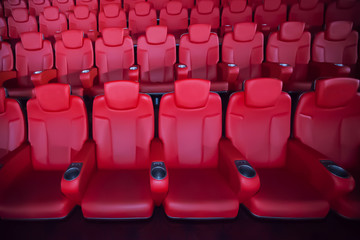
[148,0,170,10]
[15,32,53,87]
[0,17,8,39]
[93,81,154,170]
[55,30,94,87]
[95,28,134,84]
[159,1,188,35]
[190,0,220,29]
[8,8,38,39]
[137,26,176,84]
[76,0,98,13]
[226,78,291,168]
[124,0,146,12]
[198,0,220,7]
[39,6,68,38]
[325,0,360,28]
[172,0,194,9]
[3,0,27,17]
[100,0,121,11]
[52,0,75,16]
[221,0,252,27]
[179,24,219,82]
[254,0,287,28]
[222,23,263,87]
[159,79,222,169]
[289,0,324,28]
[0,40,13,72]
[0,2,3,17]
[98,3,127,32]
[294,78,360,169]
[0,88,25,159]
[312,21,358,65]
[69,5,97,33]
[128,2,157,36]
[29,0,51,16]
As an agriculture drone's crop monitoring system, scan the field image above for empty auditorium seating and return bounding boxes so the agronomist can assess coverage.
[294,78,360,219]
[3,0,27,17]
[221,0,252,34]
[8,8,38,39]
[39,6,68,39]
[52,0,75,17]
[159,1,188,38]
[325,0,360,30]
[0,40,15,87]
[77,0,98,13]
[98,3,127,32]
[289,0,325,33]
[148,0,169,11]
[190,1,220,31]
[137,26,176,93]
[0,83,89,219]
[254,0,287,36]
[29,0,51,16]
[69,5,98,41]
[160,79,260,218]
[100,0,121,11]
[222,23,263,90]
[0,17,7,39]
[129,2,157,38]
[124,0,146,12]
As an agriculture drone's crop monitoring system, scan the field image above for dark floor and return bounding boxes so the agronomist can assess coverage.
[0,206,359,240]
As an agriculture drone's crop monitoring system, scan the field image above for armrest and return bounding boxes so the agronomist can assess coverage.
[220,25,233,36]
[31,69,57,86]
[80,68,98,89]
[262,62,293,83]
[0,71,17,87]
[258,24,271,32]
[128,65,139,82]
[218,62,240,91]
[149,138,168,206]
[309,62,351,80]
[286,139,355,200]
[218,138,260,203]
[175,64,189,80]
[61,140,96,204]
[87,29,99,42]
[54,31,62,41]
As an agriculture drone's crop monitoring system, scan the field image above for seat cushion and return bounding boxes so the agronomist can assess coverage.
[81,170,154,219]
[0,170,74,219]
[164,169,239,219]
[244,168,329,218]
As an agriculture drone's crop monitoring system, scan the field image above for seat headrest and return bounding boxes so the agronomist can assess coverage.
[57,0,70,3]
[12,8,29,22]
[104,81,139,110]
[189,24,211,43]
[197,1,214,14]
[74,5,90,19]
[33,0,46,4]
[230,0,247,13]
[166,1,182,15]
[299,0,319,10]
[102,28,125,46]
[264,0,282,11]
[35,84,71,112]
[245,78,283,108]
[134,2,151,16]
[20,32,44,50]
[315,78,359,108]
[175,79,211,109]
[146,26,168,44]
[337,0,356,9]
[233,23,257,42]
[279,22,305,41]
[61,30,84,49]
[9,0,21,5]
[325,21,353,41]
[103,3,120,18]
[44,6,60,20]
[0,88,5,113]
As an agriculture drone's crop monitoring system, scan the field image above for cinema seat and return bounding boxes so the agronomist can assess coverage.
[69,5,98,41]
[124,0,146,12]
[148,0,169,11]
[29,0,51,16]
[0,40,15,87]
[99,0,121,11]
[39,6,68,39]
[325,0,360,30]
[190,1,220,31]
[159,1,188,38]
[254,0,287,36]
[0,83,90,219]
[98,3,127,32]
[52,0,75,17]
[137,26,176,93]
[76,0,98,13]
[221,0,252,35]
[294,78,360,219]
[128,2,157,39]
[8,8,38,39]
[0,17,7,39]
[3,0,27,17]
[172,0,194,9]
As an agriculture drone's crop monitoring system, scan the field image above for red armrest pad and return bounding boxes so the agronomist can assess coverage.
[220,25,233,36]
[80,68,98,89]
[309,62,351,80]
[128,65,139,82]
[262,62,293,83]
[218,62,240,91]
[218,138,260,203]
[0,71,17,87]
[31,69,57,86]
[87,30,99,42]
[175,64,189,80]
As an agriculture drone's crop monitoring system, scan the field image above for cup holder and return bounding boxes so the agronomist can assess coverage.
[321,160,350,179]
[64,163,83,181]
[151,162,167,180]
[235,160,256,178]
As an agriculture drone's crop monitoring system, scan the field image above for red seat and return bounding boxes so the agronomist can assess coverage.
[325,0,360,30]
[0,88,25,161]
[221,0,252,28]
[99,0,121,11]
[137,26,176,93]
[159,1,188,38]
[98,3,126,32]
[0,2,3,17]
[222,23,264,90]
[226,78,330,218]
[254,0,287,36]
[3,0,27,17]
[29,0,51,16]
[0,17,7,39]
[294,78,360,219]
[148,0,169,11]
[190,1,220,31]
[172,0,194,9]
[265,22,311,91]
[39,6,68,39]
[76,0,98,13]
[8,8,38,39]
[0,40,13,74]
[198,0,220,7]
[124,0,146,12]
[129,2,157,38]
[0,83,89,219]
[52,0,75,17]
[69,5,98,41]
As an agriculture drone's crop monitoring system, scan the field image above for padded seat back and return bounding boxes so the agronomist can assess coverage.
[159,1,188,35]
[29,0,51,16]
[76,0,98,13]
[69,5,97,33]
[325,0,360,29]
[159,79,222,169]
[27,84,88,170]
[172,0,194,9]
[98,3,127,32]
[52,0,75,16]
[100,0,121,11]
[39,6,68,38]
[93,81,154,170]
[137,26,176,83]
[124,0,146,12]
[295,78,360,169]
[221,0,252,26]
[254,0,287,29]
[148,0,169,10]
[4,0,27,17]
[8,8,38,39]
[190,1,220,30]
[226,78,291,168]
[0,17,8,39]
[0,41,13,72]
[289,0,324,29]
[129,2,157,36]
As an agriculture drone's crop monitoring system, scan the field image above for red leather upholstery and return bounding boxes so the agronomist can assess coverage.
[159,1,188,37]
[227,78,329,218]
[222,23,263,90]
[100,0,121,11]
[3,0,27,17]
[221,0,252,27]
[190,1,220,30]
[159,79,240,218]
[124,0,146,12]
[137,26,176,93]
[148,0,169,10]
[8,8,38,39]
[254,0,287,35]
[98,3,127,32]
[52,0,75,17]
[29,0,51,16]
[0,17,7,38]
[295,78,360,218]
[81,81,155,218]
[325,0,360,29]
[129,2,157,37]
[289,0,324,32]
[40,6,68,38]
[76,0,98,13]
[69,5,97,37]
[0,40,13,72]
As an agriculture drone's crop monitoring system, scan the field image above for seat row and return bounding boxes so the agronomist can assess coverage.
[0,77,359,220]
[0,21,359,96]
